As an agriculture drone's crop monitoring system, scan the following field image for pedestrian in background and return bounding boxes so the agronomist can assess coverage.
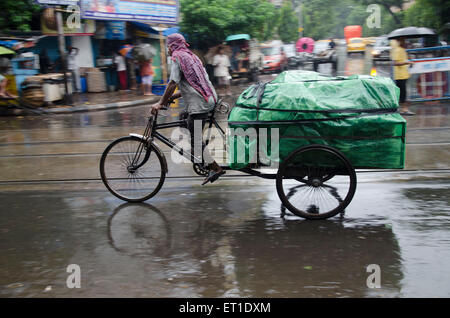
[67,46,80,92]
[213,46,232,96]
[114,51,128,91]
[140,58,154,96]
[391,37,415,116]
[126,57,137,90]
[328,38,336,49]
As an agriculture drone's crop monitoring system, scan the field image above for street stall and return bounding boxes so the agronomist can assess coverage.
[0,37,49,113]
[0,38,40,93]
[82,0,180,94]
[93,21,128,91]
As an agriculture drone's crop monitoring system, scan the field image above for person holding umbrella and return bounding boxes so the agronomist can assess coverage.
[391,37,414,116]
[387,27,435,116]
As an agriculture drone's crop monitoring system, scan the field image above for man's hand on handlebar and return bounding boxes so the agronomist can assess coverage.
[150,101,174,115]
[150,82,181,115]
[150,102,163,115]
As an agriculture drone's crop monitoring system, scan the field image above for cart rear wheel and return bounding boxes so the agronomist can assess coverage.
[276,145,357,220]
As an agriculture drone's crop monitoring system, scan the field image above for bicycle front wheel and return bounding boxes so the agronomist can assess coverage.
[100,136,166,202]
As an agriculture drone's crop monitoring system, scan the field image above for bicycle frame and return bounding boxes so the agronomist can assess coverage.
[129,107,278,179]
[133,110,227,166]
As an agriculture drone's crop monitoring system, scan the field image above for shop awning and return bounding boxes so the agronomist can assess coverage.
[131,22,180,37]
[131,22,161,36]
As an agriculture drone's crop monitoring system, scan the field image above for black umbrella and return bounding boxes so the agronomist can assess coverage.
[387,26,435,39]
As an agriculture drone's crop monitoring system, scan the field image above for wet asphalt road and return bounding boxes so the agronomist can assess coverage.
[1,47,450,297]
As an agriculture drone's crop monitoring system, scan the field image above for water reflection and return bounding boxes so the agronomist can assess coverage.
[104,188,403,297]
[4,182,450,297]
[107,203,173,258]
[230,218,402,297]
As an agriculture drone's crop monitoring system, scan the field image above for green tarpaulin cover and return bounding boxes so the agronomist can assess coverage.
[228,70,406,170]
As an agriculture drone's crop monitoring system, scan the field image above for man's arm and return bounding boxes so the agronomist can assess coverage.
[393,61,412,66]
[170,91,182,101]
[392,49,412,66]
[150,80,177,114]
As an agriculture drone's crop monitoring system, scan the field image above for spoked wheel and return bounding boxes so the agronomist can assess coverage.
[100,136,166,203]
[276,145,357,220]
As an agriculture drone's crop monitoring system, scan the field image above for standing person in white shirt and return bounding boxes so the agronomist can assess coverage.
[67,46,80,92]
[114,51,128,91]
[212,46,232,96]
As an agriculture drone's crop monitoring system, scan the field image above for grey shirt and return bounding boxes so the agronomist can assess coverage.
[169,58,217,114]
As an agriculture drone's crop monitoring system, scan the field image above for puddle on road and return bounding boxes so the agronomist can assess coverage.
[1,181,450,297]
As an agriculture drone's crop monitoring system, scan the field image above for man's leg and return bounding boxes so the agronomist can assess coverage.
[187,113,223,174]
[74,68,81,92]
[71,71,77,92]
[119,71,127,91]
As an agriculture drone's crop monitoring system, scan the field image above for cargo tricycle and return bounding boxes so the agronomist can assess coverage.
[100,71,406,220]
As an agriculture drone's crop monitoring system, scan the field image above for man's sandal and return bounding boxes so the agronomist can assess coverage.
[202,170,226,186]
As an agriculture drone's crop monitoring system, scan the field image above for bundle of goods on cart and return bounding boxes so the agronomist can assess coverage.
[228,70,406,170]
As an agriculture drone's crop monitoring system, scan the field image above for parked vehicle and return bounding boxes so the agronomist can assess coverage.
[261,41,288,73]
[283,43,301,68]
[371,36,391,63]
[312,40,337,71]
[225,34,264,82]
[347,37,366,55]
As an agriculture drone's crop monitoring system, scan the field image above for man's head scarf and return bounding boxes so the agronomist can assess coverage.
[167,33,216,103]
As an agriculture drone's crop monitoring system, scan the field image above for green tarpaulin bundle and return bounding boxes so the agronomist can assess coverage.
[227,70,406,170]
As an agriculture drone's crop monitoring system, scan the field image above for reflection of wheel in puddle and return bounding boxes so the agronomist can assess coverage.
[280,184,345,218]
[107,203,172,258]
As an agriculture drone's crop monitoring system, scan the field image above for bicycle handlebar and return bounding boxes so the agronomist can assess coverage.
[161,100,176,110]
[149,100,175,117]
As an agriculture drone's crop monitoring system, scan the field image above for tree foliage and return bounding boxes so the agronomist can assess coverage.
[403,0,450,31]
[0,0,40,32]
[180,0,449,48]
[180,0,277,49]
[301,0,400,39]
[277,2,299,43]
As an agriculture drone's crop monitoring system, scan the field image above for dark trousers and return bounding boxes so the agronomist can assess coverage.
[395,79,407,104]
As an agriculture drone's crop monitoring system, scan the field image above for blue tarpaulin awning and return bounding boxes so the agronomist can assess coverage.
[131,22,180,36]
[131,22,160,35]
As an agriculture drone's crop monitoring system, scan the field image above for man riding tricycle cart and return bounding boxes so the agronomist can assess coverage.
[100,35,406,221]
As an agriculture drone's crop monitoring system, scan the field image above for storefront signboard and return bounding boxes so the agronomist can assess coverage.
[80,0,179,25]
